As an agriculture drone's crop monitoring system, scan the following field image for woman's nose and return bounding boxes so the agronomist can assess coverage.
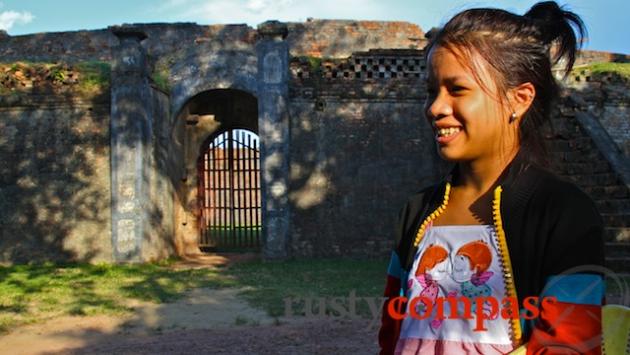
[425,92,453,121]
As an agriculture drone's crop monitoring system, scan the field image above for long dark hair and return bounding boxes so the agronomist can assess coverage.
[424,1,587,167]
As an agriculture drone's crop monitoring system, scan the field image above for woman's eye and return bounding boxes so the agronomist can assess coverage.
[450,86,466,92]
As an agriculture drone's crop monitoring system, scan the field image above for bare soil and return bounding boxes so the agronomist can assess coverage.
[0,254,381,355]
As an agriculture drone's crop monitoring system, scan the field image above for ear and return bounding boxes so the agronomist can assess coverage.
[508,82,536,118]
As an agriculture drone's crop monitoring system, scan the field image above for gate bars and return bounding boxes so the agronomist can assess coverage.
[198,128,261,250]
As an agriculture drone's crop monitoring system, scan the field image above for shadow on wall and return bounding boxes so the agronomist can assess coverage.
[287,98,444,258]
[0,82,112,263]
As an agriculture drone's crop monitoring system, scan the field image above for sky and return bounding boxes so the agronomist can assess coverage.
[0,0,628,54]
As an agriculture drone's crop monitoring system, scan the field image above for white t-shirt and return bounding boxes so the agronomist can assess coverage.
[395,223,516,355]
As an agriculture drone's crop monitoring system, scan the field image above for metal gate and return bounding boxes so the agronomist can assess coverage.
[198,128,261,250]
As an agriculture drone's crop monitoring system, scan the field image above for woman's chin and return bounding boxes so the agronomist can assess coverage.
[436,147,464,162]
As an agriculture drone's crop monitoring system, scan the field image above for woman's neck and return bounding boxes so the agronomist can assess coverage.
[453,149,519,195]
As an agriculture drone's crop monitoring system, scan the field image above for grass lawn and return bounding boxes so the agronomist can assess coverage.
[0,260,238,333]
[228,258,390,318]
[0,257,390,333]
[2,257,626,334]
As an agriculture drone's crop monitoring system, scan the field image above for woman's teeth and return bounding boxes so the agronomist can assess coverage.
[437,127,462,137]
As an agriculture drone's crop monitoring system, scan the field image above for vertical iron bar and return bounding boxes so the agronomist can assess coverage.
[248,132,254,247]
[204,152,208,246]
[220,133,226,248]
[198,152,204,247]
[234,130,241,248]
[228,130,235,248]
[231,130,241,247]
[244,131,249,247]
[239,130,245,248]
[242,131,248,247]
[207,149,212,246]
[211,140,218,247]
[254,136,260,247]
[224,131,229,248]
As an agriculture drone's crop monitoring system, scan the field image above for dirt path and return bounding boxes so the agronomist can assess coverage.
[0,287,379,355]
[0,254,381,354]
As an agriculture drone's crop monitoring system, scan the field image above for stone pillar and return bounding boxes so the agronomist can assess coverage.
[109,26,151,262]
[256,21,290,259]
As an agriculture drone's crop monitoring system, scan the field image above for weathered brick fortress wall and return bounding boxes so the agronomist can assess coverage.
[287,49,448,257]
[286,19,426,58]
[0,88,111,262]
[0,20,628,267]
[567,69,630,156]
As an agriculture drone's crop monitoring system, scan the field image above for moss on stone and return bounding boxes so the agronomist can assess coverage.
[573,62,630,80]
[75,61,111,93]
[150,70,170,93]
[0,60,111,96]
[292,55,324,74]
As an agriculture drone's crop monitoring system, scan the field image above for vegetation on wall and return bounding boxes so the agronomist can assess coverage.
[572,62,630,81]
[0,61,111,96]
[291,55,324,76]
[150,70,170,93]
[149,53,174,94]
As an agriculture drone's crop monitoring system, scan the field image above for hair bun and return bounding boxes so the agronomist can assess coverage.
[524,1,565,43]
[524,1,586,75]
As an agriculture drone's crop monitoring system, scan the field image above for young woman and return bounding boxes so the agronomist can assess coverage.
[379,2,605,354]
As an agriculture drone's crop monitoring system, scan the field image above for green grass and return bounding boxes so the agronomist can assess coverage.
[0,258,391,333]
[0,260,237,333]
[573,62,630,79]
[3,257,626,335]
[226,258,389,317]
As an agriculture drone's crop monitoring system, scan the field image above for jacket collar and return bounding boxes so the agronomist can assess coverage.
[403,149,534,271]
[443,148,532,190]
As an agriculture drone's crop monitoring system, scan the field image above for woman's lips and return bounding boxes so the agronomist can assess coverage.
[435,128,462,145]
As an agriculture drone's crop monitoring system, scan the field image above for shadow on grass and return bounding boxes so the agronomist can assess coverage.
[0,261,238,333]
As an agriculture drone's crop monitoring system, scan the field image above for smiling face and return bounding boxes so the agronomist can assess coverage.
[423,45,519,162]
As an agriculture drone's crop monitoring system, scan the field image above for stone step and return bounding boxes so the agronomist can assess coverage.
[547,140,576,153]
[552,151,601,163]
[557,161,612,175]
[604,227,630,242]
[604,256,630,274]
[596,199,630,214]
[584,185,630,199]
[601,213,630,228]
[605,242,630,258]
[547,137,593,150]
[568,137,596,151]
[562,173,620,187]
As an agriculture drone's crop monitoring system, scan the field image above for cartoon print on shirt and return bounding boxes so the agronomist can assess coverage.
[450,240,496,318]
[409,244,453,328]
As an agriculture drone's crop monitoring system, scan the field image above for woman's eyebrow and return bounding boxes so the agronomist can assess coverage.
[443,76,468,84]
[424,75,469,85]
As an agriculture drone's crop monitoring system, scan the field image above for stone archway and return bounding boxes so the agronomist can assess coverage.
[173,89,259,255]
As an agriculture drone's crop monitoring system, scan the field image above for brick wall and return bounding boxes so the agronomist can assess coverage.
[0,91,111,263]
[566,68,630,157]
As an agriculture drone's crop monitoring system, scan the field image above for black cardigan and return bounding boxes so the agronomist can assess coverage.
[393,149,605,315]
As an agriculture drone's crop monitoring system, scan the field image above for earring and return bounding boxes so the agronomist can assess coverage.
[509,112,517,123]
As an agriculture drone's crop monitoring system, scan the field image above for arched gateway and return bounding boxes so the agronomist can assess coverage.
[198,128,262,250]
